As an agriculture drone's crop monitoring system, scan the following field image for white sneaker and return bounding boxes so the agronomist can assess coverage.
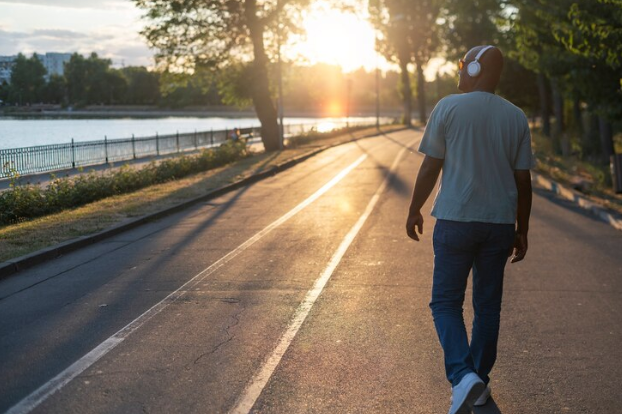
[448,372,485,414]
[473,386,491,406]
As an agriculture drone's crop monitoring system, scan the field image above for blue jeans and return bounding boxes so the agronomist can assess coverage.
[430,219,515,387]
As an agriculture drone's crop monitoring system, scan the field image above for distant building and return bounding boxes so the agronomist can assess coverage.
[0,52,73,84]
[36,53,72,80]
[0,56,15,84]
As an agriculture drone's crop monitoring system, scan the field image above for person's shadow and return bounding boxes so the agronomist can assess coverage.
[473,397,503,414]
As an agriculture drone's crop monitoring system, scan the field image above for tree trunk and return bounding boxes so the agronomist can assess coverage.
[414,55,426,124]
[245,0,280,151]
[550,78,570,156]
[572,97,584,136]
[598,116,615,163]
[537,73,550,137]
[582,110,600,159]
[398,51,412,126]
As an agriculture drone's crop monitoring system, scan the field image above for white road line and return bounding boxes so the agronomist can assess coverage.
[6,153,369,414]
[229,137,418,414]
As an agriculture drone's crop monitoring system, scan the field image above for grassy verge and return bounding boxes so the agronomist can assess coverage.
[1,140,248,225]
[0,125,404,262]
[532,130,622,214]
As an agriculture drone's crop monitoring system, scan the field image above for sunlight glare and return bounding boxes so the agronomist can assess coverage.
[316,122,336,133]
[326,101,343,117]
[292,6,379,73]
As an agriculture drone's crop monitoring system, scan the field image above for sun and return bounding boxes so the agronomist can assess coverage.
[288,3,452,81]
[289,5,379,73]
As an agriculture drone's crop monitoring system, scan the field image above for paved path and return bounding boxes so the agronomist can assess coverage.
[0,129,620,413]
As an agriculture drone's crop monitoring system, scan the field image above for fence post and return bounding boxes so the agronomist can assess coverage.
[132,134,136,159]
[176,131,180,153]
[225,128,228,142]
[194,130,198,150]
[104,135,108,163]
[210,129,214,146]
[71,138,75,168]
[156,132,160,156]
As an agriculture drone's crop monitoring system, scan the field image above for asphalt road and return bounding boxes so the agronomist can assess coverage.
[1,129,620,414]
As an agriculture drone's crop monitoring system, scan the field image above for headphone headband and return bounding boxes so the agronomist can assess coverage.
[473,45,494,63]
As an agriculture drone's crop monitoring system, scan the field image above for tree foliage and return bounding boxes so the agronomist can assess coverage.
[440,0,507,59]
[509,0,621,159]
[369,0,442,124]
[121,66,161,104]
[435,0,620,162]
[134,0,310,151]
[9,53,47,104]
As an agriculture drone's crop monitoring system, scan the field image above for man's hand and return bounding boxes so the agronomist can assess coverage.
[406,212,424,241]
[510,233,528,263]
[405,155,442,242]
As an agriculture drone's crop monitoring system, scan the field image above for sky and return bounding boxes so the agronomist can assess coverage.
[0,0,449,78]
[0,0,152,66]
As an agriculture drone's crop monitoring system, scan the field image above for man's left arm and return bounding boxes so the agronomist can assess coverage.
[406,155,444,241]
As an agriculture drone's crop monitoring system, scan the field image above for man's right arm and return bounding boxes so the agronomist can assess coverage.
[511,169,532,263]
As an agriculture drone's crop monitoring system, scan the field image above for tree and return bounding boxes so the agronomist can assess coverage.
[370,0,413,125]
[510,0,621,160]
[409,0,442,123]
[9,53,47,105]
[43,74,67,104]
[134,0,309,151]
[552,0,622,149]
[64,53,88,105]
[121,66,161,104]
[105,70,129,105]
[65,53,129,106]
[0,81,9,104]
[370,0,441,125]
[440,0,507,60]
[158,69,222,108]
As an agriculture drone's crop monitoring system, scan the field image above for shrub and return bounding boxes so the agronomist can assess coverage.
[0,140,248,226]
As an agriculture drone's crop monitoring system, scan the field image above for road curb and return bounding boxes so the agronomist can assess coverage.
[0,127,407,281]
[532,171,622,231]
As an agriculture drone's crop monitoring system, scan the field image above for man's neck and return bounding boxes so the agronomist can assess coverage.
[471,87,496,94]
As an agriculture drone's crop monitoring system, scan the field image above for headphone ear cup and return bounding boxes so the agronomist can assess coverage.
[467,61,481,77]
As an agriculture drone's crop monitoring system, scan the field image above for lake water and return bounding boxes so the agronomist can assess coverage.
[0,116,384,150]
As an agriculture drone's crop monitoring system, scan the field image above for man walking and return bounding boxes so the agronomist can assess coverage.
[405,45,533,413]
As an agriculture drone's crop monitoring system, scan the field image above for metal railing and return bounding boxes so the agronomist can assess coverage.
[0,120,380,179]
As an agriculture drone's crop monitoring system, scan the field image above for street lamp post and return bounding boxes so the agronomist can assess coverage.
[375,35,381,130]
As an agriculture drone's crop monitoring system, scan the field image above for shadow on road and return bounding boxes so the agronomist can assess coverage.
[379,130,419,151]
[474,397,503,414]
[353,135,412,196]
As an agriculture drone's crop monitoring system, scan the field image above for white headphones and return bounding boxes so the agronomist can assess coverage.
[467,45,494,77]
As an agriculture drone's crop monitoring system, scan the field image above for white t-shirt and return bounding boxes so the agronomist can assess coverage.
[418,91,534,224]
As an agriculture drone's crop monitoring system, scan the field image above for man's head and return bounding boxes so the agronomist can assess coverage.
[458,45,504,93]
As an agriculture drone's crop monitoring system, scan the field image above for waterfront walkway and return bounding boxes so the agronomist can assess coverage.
[1,129,620,413]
